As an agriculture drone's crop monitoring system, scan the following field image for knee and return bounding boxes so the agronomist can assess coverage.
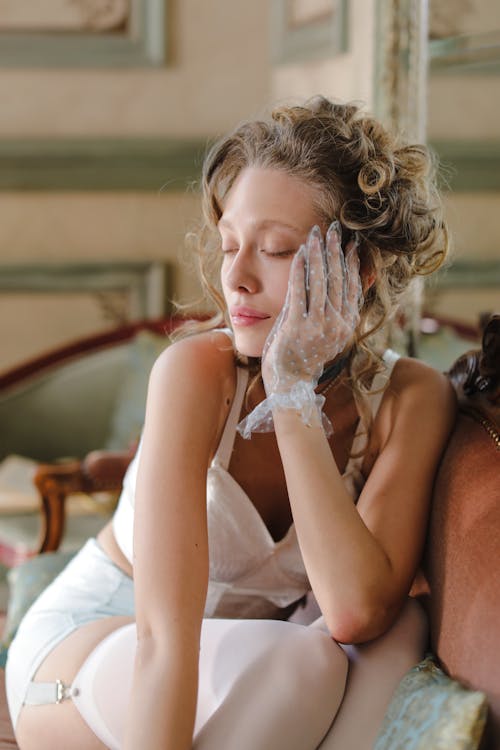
[268,625,348,698]
[348,597,428,669]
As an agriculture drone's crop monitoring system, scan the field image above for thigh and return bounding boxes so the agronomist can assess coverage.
[15,615,134,750]
[316,597,428,750]
[195,618,348,750]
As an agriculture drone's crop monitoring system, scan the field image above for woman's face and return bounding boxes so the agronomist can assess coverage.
[219,166,324,357]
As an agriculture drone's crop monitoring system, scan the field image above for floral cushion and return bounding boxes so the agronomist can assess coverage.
[374,655,487,750]
[0,550,75,663]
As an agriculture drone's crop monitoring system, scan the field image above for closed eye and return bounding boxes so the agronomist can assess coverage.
[264,249,297,258]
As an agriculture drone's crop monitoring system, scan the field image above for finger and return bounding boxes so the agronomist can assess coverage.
[286,244,308,328]
[325,221,343,313]
[305,225,327,320]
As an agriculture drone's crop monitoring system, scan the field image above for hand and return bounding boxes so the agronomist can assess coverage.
[237,222,362,439]
[261,222,362,396]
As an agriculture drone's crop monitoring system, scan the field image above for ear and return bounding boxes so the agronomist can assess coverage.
[361,269,376,293]
[358,253,376,293]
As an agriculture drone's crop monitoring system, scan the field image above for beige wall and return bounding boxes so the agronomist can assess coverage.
[426,1,500,326]
[0,0,272,370]
[0,191,202,368]
[0,192,201,298]
[1,0,498,371]
[272,0,376,108]
[0,1,272,138]
[273,0,500,332]
[427,192,500,323]
[428,77,500,140]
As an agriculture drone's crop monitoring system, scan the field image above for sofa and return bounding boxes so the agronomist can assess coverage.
[0,314,498,749]
[0,318,176,464]
[421,314,500,749]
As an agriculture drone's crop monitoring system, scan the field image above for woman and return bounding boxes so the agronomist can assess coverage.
[6,96,455,750]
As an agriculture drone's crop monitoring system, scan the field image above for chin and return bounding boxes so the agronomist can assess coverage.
[232,330,265,359]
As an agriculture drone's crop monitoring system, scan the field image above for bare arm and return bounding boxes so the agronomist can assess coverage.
[273,359,455,643]
[254,225,455,643]
[122,333,234,750]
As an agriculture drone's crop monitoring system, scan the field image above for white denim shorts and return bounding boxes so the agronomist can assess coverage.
[5,538,134,730]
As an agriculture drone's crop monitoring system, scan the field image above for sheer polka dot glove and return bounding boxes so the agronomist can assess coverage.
[237,222,362,439]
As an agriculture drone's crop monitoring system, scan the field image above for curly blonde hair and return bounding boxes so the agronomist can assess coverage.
[181,95,449,423]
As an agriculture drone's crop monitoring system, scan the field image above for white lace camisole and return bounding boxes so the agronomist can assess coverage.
[112,349,400,619]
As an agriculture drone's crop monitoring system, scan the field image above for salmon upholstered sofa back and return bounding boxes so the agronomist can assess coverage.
[423,314,500,749]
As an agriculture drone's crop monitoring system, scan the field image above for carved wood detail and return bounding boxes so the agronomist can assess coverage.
[0,0,129,32]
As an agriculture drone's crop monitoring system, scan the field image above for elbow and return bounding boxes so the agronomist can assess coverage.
[323,599,398,644]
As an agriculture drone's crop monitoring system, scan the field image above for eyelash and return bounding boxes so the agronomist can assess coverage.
[221,247,295,258]
[266,249,296,258]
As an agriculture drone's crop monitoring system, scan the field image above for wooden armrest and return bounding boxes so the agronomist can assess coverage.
[34,448,135,553]
[81,450,136,492]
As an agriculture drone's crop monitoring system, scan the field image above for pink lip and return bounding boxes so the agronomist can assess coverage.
[230,306,270,327]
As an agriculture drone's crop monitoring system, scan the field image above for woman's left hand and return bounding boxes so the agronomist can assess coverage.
[237,222,362,439]
[261,221,362,397]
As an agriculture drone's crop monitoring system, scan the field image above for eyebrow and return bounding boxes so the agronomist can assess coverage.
[218,217,303,234]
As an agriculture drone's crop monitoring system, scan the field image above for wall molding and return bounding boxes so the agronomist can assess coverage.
[1,137,496,194]
[430,140,500,192]
[432,260,500,289]
[0,137,206,191]
[0,261,172,318]
[429,30,500,75]
[271,0,348,64]
[0,0,167,68]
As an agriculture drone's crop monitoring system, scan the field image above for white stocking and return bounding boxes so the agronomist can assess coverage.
[315,598,428,749]
[194,619,347,750]
[70,618,348,750]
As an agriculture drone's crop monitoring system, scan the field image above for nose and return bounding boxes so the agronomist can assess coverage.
[223,245,260,294]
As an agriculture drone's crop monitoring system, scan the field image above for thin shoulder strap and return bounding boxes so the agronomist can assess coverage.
[214,367,249,469]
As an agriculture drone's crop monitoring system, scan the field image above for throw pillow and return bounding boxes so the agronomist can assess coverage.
[1,551,75,656]
[374,655,487,750]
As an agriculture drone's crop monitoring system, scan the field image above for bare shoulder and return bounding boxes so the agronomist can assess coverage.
[363,355,457,490]
[150,329,236,397]
[144,329,237,450]
[389,355,455,403]
[380,355,456,438]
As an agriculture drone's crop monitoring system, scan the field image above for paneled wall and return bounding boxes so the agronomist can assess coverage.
[271,0,500,329]
[427,0,500,323]
[0,0,272,369]
[0,0,498,370]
